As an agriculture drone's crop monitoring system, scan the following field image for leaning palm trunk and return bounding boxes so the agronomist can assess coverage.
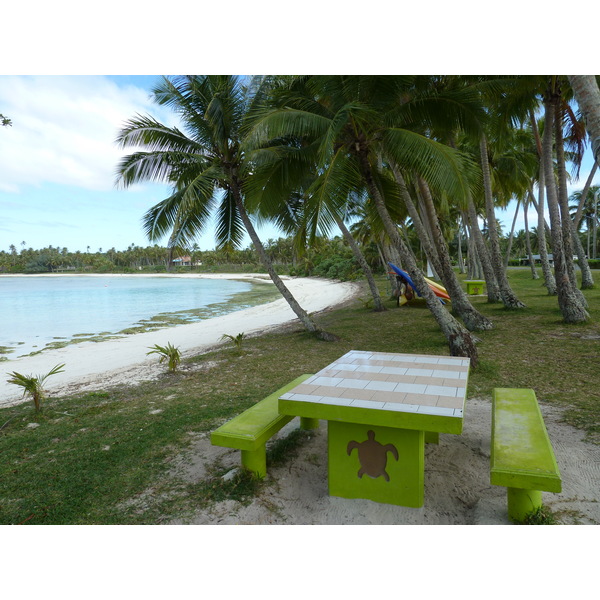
[357,153,478,364]
[572,230,595,289]
[457,220,466,274]
[571,163,597,289]
[231,182,339,340]
[554,101,588,308]
[504,198,521,269]
[523,195,539,279]
[530,184,557,294]
[391,167,442,274]
[529,110,557,294]
[542,97,589,323]
[479,135,526,309]
[466,194,501,302]
[417,177,493,331]
[335,214,385,311]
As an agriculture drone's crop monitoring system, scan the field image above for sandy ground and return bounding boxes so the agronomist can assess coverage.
[167,396,600,525]
[0,274,359,407]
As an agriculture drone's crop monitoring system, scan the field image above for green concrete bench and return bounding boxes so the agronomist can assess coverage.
[210,374,317,478]
[491,388,562,522]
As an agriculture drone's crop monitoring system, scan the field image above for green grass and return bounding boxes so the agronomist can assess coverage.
[0,268,598,524]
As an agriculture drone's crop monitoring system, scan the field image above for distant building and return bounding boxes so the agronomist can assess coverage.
[172,256,202,267]
[518,254,579,266]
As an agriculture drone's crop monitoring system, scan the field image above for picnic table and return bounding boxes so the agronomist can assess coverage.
[278,350,470,507]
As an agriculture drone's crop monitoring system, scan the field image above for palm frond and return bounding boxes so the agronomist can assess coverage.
[382,128,477,202]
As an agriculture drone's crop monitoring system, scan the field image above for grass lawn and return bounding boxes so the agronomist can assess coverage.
[1,268,598,524]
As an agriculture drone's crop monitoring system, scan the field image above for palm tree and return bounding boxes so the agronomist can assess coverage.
[248,75,481,362]
[568,76,600,166]
[541,81,589,323]
[571,183,600,260]
[115,75,336,341]
[478,134,526,308]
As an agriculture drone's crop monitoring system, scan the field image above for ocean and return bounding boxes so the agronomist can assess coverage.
[0,275,277,359]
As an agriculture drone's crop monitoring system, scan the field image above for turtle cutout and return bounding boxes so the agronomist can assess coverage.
[347,430,399,481]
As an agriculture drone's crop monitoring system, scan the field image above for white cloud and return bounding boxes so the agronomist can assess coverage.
[0,75,176,193]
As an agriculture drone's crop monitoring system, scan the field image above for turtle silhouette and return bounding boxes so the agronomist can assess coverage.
[347,430,399,481]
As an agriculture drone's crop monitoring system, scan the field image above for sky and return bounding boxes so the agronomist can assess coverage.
[2,4,599,256]
[0,74,283,253]
[2,73,598,255]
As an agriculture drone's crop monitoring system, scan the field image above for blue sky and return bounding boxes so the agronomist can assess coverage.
[0,75,282,253]
[2,4,599,258]
[2,74,599,255]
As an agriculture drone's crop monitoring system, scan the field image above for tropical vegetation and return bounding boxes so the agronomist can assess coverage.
[4,75,600,360]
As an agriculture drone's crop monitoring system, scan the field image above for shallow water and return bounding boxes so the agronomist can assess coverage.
[0,275,276,358]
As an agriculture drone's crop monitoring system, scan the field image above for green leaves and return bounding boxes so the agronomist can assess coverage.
[6,363,65,412]
[146,343,181,373]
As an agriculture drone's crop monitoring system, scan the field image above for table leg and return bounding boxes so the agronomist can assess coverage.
[425,431,439,444]
[300,417,320,430]
[328,421,425,508]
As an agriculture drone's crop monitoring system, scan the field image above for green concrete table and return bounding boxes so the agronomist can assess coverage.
[464,280,486,295]
[278,350,470,508]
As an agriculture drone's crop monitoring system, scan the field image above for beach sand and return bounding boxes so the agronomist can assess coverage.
[0,273,359,406]
[2,273,598,527]
[168,396,600,526]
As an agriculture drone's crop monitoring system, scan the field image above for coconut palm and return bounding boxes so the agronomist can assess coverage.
[571,183,600,260]
[115,75,336,341]
[541,81,589,323]
[247,75,482,362]
[568,76,600,165]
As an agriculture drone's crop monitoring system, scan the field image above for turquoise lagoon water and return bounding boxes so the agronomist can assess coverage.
[0,276,274,358]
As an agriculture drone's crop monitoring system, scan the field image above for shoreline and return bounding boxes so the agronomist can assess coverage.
[1,275,361,407]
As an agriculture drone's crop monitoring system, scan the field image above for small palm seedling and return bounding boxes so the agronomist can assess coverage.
[220,332,246,351]
[359,297,374,309]
[6,363,65,412]
[147,342,182,373]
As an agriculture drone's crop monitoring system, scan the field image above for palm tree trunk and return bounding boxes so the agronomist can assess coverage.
[554,100,589,307]
[523,195,539,279]
[530,183,556,294]
[335,214,385,311]
[568,76,600,165]
[571,162,597,289]
[231,181,339,340]
[542,95,589,323]
[466,194,501,302]
[479,135,526,308]
[504,198,521,269]
[356,151,478,364]
[417,177,493,331]
[390,167,442,275]
[573,162,598,228]
[457,219,466,274]
[529,109,557,294]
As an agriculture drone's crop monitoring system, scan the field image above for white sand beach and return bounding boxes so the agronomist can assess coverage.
[0,274,360,407]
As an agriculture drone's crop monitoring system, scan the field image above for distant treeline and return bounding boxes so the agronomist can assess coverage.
[0,237,382,281]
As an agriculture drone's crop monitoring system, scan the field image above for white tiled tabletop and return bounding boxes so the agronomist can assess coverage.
[280,350,470,418]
